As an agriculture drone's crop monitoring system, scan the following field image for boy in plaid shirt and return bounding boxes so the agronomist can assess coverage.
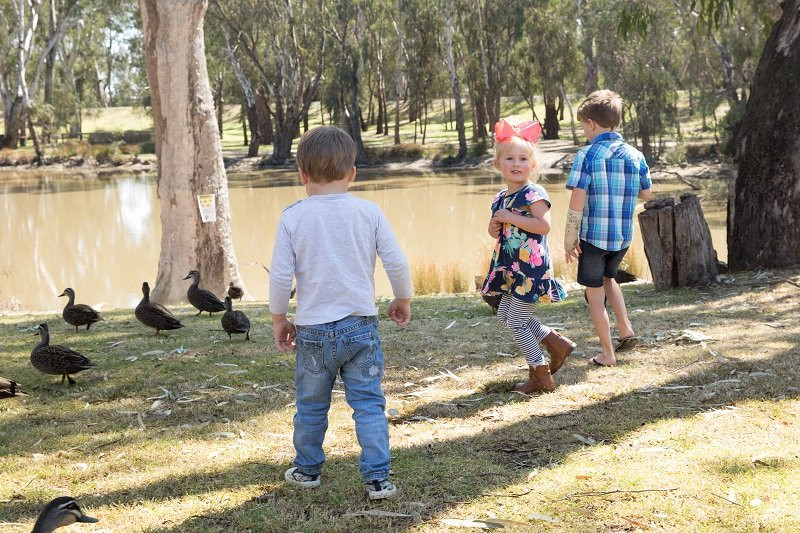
[564,90,652,367]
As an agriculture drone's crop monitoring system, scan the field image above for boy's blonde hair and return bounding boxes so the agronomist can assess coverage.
[576,90,623,129]
[493,136,540,181]
[296,126,356,183]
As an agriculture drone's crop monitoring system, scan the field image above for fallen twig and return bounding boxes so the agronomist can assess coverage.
[711,492,745,507]
[480,487,534,498]
[559,487,677,500]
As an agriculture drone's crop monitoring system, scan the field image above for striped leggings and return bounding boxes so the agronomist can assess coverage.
[497,294,552,367]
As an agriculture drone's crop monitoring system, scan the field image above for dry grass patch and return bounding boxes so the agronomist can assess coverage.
[1,267,799,531]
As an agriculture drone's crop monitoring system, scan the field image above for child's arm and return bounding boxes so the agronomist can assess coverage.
[376,211,414,326]
[493,200,551,235]
[269,220,297,349]
[564,188,586,263]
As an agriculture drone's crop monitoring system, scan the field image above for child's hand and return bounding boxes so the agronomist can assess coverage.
[492,209,515,224]
[387,298,411,326]
[488,218,502,239]
[565,243,582,264]
[272,315,297,351]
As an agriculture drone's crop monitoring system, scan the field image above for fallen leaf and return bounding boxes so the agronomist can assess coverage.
[575,475,591,480]
[142,350,166,356]
[125,356,138,362]
[444,320,457,330]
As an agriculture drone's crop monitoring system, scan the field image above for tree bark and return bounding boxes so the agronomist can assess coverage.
[139,0,245,304]
[543,91,560,140]
[729,0,800,270]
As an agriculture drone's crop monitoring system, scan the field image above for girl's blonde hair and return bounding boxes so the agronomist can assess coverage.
[493,136,541,182]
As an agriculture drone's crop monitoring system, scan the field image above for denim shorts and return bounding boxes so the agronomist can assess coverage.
[577,240,629,288]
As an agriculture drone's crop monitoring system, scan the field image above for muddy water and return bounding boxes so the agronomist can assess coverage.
[0,170,727,313]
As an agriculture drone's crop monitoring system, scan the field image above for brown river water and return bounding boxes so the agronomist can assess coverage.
[0,169,726,313]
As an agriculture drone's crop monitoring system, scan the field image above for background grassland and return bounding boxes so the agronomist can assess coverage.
[1,266,798,532]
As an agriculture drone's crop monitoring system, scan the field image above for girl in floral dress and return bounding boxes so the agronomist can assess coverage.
[482,119,577,394]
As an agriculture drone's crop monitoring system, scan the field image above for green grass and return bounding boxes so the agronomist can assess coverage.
[1,267,799,531]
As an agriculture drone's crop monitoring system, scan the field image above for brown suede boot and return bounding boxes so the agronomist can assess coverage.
[514,364,555,394]
[542,331,576,374]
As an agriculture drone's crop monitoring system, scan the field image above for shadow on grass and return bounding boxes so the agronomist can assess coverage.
[1,277,798,530]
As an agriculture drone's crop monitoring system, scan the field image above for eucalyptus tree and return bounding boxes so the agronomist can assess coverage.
[212,0,325,165]
[442,0,466,160]
[518,0,580,140]
[324,0,370,162]
[596,2,680,162]
[138,0,245,304]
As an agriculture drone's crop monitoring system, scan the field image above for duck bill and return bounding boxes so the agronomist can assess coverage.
[78,515,99,523]
[58,290,67,297]
[182,274,193,280]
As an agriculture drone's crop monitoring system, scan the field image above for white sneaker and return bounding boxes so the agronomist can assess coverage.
[365,479,397,500]
[284,467,320,488]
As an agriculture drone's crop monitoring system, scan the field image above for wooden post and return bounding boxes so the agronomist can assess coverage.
[638,194,718,289]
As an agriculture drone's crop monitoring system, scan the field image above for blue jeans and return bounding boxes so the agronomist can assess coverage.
[292,315,390,482]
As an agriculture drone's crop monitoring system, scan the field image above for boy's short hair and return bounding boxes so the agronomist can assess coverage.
[296,126,356,183]
[576,90,623,129]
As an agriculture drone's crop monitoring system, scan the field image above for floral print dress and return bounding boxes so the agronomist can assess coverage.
[481,183,567,303]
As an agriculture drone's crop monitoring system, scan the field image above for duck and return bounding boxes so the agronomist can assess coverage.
[183,270,226,316]
[227,281,244,301]
[31,496,98,533]
[58,288,103,332]
[31,323,95,385]
[221,296,251,340]
[135,281,184,335]
[1,377,28,398]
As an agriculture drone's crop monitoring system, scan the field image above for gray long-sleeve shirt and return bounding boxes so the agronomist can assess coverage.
[268,193,413,326]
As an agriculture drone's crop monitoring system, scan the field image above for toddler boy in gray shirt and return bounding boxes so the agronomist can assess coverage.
[269,126,413,500]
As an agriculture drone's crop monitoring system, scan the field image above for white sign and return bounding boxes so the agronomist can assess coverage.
[197,194,216,223]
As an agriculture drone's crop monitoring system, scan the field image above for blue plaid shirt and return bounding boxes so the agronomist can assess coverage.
[566,131,651,251]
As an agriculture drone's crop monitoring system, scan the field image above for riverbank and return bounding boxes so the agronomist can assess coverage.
[1,267,798,531]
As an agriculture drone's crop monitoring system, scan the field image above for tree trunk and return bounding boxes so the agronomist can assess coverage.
[139,0,245,304]
[443,0,466,161]
[639,195,718,288]
[214,72,224,139]
[543,91,559,140]
[729,0,800,270]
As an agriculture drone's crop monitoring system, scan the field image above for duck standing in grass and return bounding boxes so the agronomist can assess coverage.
[1,376,28,398]
[31,323,95,385]
[221,296,251,340]
[58,288,103,332]
[183,270,226,316]
[135,281,184,335]
[228,281,244,301]
[31,496,98,532]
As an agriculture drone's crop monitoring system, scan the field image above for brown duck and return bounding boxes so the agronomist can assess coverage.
[184,270,226,316]
[31,323,95,385]
[135,282,184,335]
[221,296,251,340]
[1,377,28,398]
[58,288,103,332]
[227,281,244,301]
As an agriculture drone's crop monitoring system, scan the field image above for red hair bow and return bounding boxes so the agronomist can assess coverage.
[494,119,542,144]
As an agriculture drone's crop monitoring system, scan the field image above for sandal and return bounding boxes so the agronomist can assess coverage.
[590,356,615,367]
[615,336,638,352]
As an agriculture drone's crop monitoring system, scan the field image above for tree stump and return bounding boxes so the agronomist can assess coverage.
[638,194,718,289]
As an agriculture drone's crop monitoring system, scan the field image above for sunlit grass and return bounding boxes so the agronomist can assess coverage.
[1,267,798,531]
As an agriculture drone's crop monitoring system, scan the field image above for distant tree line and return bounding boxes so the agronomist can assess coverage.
[0,0,778,164]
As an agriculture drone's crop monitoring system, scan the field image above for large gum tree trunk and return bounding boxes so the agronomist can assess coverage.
[728,0,800,270]
[139,0,245,303]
